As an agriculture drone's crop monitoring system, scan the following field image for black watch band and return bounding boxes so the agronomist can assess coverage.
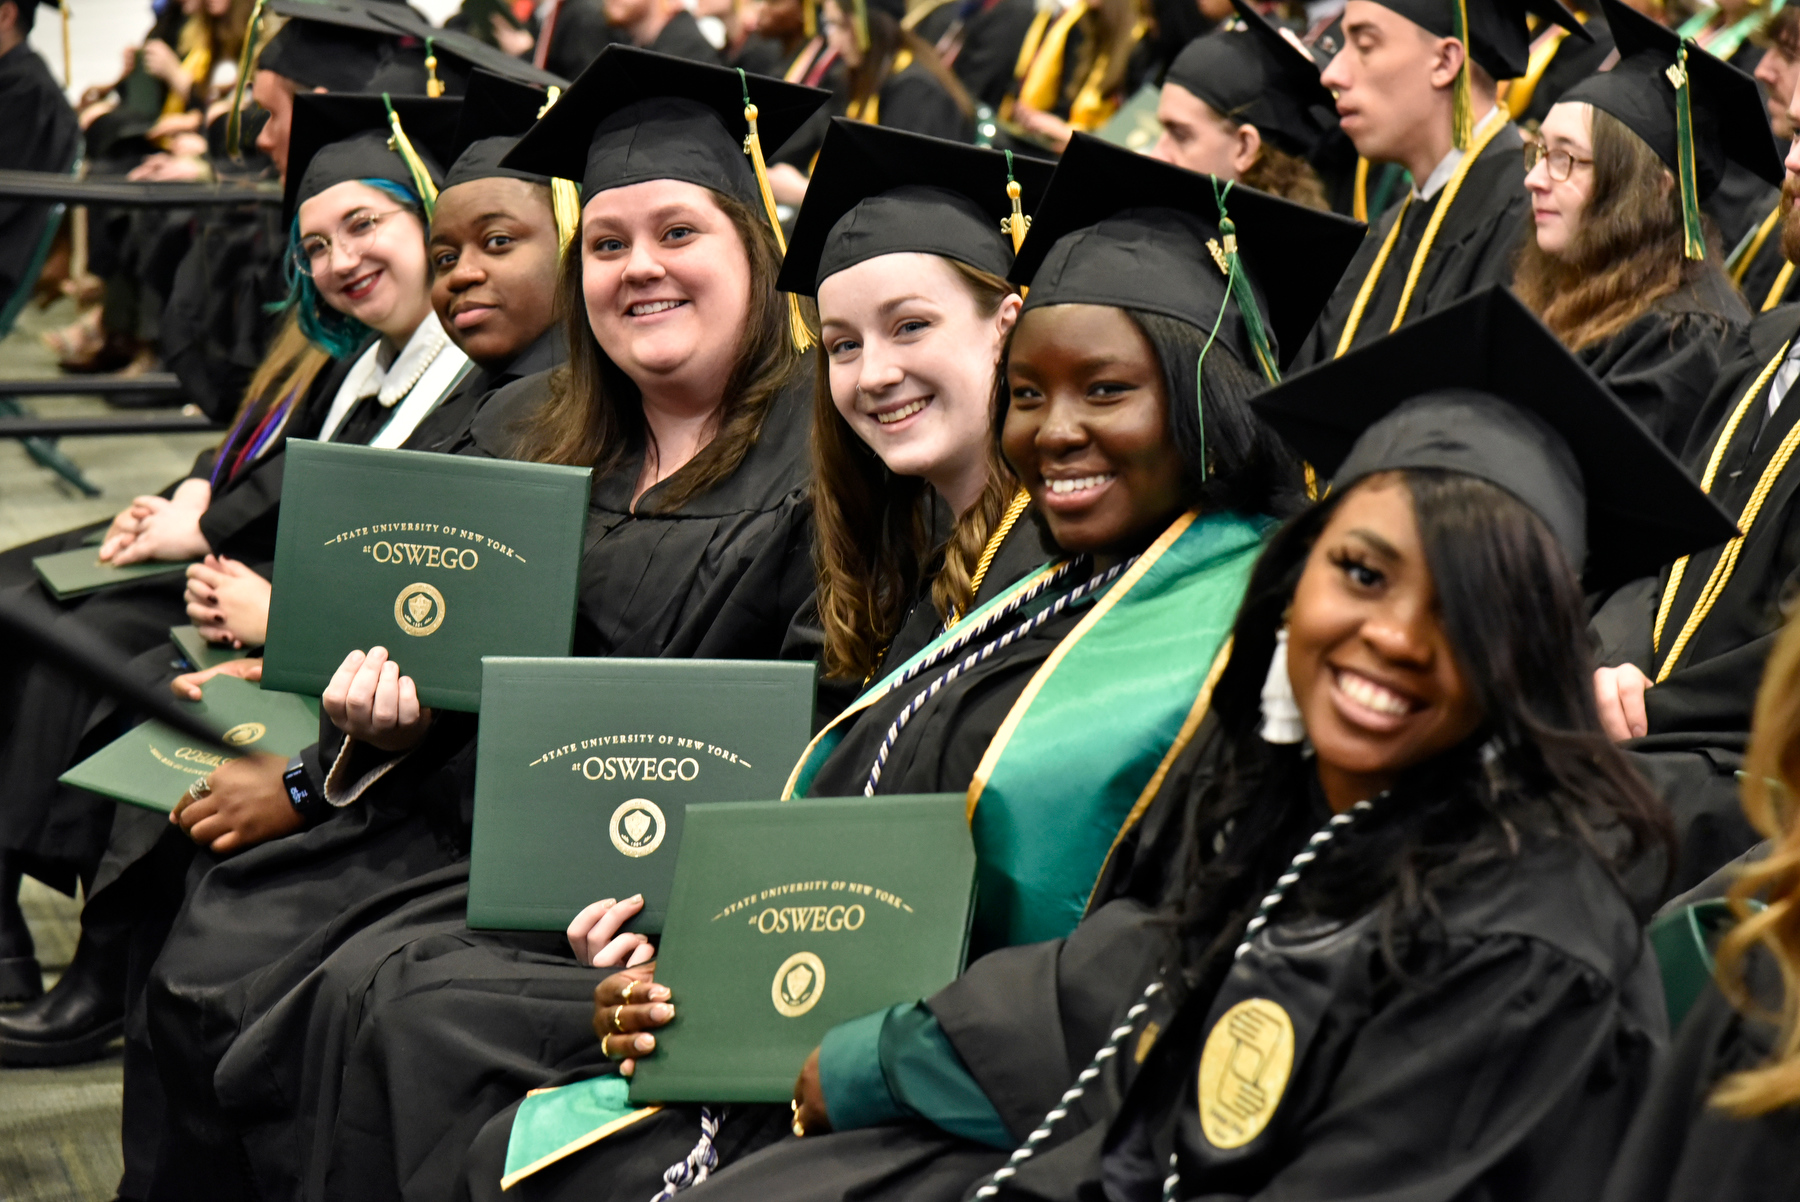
[283,754,326,824]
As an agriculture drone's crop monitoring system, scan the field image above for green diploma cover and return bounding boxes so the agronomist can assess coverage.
[628,794,976,1104]
[33,547,191,600]
[260,442,591,711]
[59,675,321,812]
[465,658,816,932]
[170,624,249,671]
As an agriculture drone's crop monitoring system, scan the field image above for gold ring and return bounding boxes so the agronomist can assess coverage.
[611,1004,625,1033]
[621,981,636,1004]
[188,776,213,800]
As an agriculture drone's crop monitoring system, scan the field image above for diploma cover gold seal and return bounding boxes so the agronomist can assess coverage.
[221,722,267,747]
[771,952,825,1018]
[394,582,447,637]
[1196,997,1294,1148]
[608,799,666,858]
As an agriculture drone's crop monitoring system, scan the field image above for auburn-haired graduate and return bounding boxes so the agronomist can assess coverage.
[127,50,832,1202]
[678,287,1737,1202]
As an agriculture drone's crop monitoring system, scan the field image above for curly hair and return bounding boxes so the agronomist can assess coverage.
[1238,139,1329,212]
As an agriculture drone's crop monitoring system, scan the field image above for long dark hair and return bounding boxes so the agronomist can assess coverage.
[1168,470,1673,994]
[994,307,1306,532]
[844,7,974,120]
[514,188,801,510]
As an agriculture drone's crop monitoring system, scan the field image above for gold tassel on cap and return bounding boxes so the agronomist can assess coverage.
[382,93,439,219]
[425,37,445,98]
[737,69,814,352]
[537,86,582,252]
[1001,149,1030,255]
[1450,0,1473,149]
[226,0,266,161]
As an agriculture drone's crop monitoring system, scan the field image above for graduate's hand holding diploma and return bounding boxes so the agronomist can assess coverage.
[592,966,673,1077]
[171,656,263,702]
[322,647,433,753]
[567,895,655,968]
[1593,663,1652,741]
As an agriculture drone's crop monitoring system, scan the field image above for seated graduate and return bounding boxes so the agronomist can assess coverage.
[797,120,1051,691]
[904,0,1037,114]
[1294,0,1590,366]
[1589,48,1800,897]
[1599,610,1800,1202]
[1148,0,1336,212]
[824,0,975,143]
[1000,0,1157,153]
[1512,0,1770,456]
[1734,6,1800,313]
[450,134,1364,1202]
[683,286,1738,1202]
[123,48,832,1202]
[0,92,460,1022]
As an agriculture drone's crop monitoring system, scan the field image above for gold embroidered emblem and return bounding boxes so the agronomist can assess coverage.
[608,799,666,858]
[771,951,825,1018]
[1196,998,1295,1148]
[221,722,267,747]
[393,582,446,637]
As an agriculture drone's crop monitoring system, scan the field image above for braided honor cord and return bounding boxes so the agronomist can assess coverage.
[647,1106,721,1201]
[864,557,1134,794]
[886,559,1081,699]
[973,981,1166,1199]
[1159,797,1377,1201]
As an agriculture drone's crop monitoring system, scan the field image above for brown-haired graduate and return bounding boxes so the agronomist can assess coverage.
[450,135,1364,1202]
[1148,0,1337,211]
[1293,0,1590,365]
[1599,610,1800,1202]
[1513,0,1772,455]
[668,288,1738,1202]
[1588,38,1800,896]
[196,120,1052,1202]
[999,0,1157,152]
[820,0,975,142]
[123,49,831,1202]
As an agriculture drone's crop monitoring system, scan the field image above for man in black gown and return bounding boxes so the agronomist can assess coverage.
[1294,0,1588,365]
[0,0,78,315]
[1591,73,1800,895]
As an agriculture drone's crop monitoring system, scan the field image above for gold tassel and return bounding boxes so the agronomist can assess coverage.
[1000,149,1029,254]
[225,0,266,161]
[382,93,439,219]
[59,0,71,88]
[425,37,444,98]
[537,87,582,252]
[1451,0,1473,149]
[738,71,814,352]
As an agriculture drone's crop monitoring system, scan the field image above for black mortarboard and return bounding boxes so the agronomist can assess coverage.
[285,93,461,221]
[1163,0,1339,159]
[442,71,555,190]
[501,45,831,205]
[359,6,565,92]
[1561,0,1782,197]
[1252,287,1737,586]
[1366,0,1588,79]
[1010,133,1365,371]
[260,0,416,93]
[777,119,1054,296]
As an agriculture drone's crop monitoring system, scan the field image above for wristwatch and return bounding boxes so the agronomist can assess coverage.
[283,753,326,824]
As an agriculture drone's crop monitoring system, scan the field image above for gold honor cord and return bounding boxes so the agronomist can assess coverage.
[737,70,815,352]
[1651,339,1791,672]
[537,87,583,252]
[225,0,266,161]
[948,487,1033,629]
[1765,262,1796,313]
[1505,25,1571,120]
[1731,203,1781,287]
[1352,156,1370,223]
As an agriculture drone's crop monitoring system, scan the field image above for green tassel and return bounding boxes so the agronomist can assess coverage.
[225,0,267,162]
[1450,0,1472,150]
[1194,179,1281,479]
[382,93,439,221]
[1670,44,1704,261]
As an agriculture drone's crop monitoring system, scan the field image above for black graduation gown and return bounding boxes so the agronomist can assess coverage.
[1294,123,1529,368]
[225,514,1047,1202]
[872,58,974,143]
[914,0,1038,112]
[1589,303,1800,892]
[677,803,1664,1202]
[1579,267,1749,455]
[1599,947,1800,1202]
[651,10,725,65]
[400,326,566,455]
[0,41,79,310]
[140,367,820,1202]
[1705,165,1779,261]
[1732,204,1796,314]
[0,343,368,890]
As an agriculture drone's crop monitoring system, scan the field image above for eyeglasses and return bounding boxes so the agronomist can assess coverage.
[293,209,408,278]
[1522,140,1593,182]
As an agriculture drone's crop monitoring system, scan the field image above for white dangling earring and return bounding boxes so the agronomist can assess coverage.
[1260,628,1305,745]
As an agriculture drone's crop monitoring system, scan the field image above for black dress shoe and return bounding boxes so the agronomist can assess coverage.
[0,852,42,1003]
[0,905,126,1066]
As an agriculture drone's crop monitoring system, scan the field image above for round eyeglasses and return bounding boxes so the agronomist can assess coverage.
[1522,140,1593,183]
[292,208,408,278]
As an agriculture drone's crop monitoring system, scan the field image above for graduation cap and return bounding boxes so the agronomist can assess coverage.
[1561,0,1782,261]
[284,93,462,222]
[358,8,565,94]
[776,119,1055,296]
[502,46,832,348]
[1010,132,1366,375]
[1251,287,1737,587]
[1162,0,1339,160]
[1366,0,1589,147]
[442,71,555,190]
[259,0,419,93]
